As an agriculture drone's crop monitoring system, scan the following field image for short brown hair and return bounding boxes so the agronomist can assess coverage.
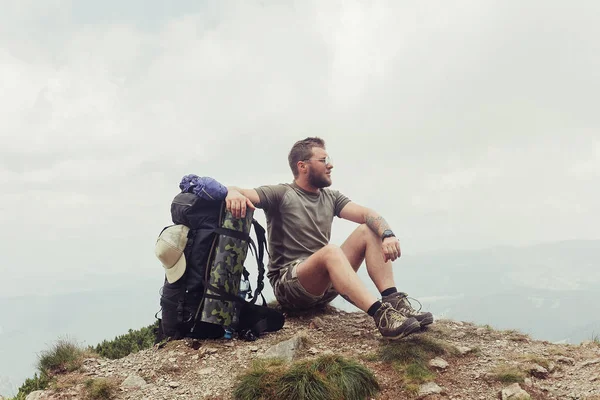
[288,137,326,178]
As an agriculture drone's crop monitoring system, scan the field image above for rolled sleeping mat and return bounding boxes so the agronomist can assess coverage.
[200,205,254,329]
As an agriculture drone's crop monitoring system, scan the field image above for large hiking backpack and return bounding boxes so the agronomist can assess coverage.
[156,192,284,341]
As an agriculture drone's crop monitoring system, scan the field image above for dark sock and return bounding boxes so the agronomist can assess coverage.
[381,287,397,297]
[367,301,383,317]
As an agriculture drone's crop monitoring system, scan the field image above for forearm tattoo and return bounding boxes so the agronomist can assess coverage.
[365,214,391,237]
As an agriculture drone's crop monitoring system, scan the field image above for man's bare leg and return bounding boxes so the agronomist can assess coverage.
[341,225,435,327]
[340,224,396,292]
[295,244,378,312]
[294,233,421,339]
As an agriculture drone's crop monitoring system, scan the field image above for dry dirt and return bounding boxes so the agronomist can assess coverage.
[27,306,600,400]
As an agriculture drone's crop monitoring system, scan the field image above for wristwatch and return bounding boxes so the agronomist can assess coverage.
[381,229,395,241]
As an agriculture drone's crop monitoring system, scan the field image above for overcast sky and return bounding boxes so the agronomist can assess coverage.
[1,1,599,298]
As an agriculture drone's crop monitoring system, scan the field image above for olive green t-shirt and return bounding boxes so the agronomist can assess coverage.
[254,182,351,284]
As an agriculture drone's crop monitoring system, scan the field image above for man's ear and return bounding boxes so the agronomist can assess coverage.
[297,161,306,174]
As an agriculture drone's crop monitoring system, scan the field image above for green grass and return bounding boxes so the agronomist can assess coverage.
[38,337,86,374]
[376,335,455,364]
[518,354,551,370]
[367,335,455,392]
[84,378,117,400]
[591,332,600,344]
[233,355,379,400]
[233,359,287,400]
[10,323,159,400]
[8,338,84,400]
[490,364,525,383]
[7,372,51,400]
[92,321,158,359]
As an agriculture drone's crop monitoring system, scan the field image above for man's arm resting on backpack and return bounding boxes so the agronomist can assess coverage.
[226,186,260,218]
[339,202,401,262]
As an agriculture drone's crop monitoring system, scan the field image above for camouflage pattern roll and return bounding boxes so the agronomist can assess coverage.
[199,206,254,328]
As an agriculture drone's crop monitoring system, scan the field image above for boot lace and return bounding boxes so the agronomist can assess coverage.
[379,304,407,326]
[396,293,423,314]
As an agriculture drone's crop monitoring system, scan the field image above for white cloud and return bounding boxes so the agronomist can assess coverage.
[1,1,600,296]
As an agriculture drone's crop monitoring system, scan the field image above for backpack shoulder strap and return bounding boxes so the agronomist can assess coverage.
[249,219,267,304]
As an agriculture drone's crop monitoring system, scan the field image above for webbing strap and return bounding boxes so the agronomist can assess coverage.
[214,227,250,241]
[250,220,267,304]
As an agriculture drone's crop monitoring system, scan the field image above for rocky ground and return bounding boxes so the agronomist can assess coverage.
[23,306,600,400]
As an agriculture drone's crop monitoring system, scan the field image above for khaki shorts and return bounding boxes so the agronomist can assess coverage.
[272,259,339,310]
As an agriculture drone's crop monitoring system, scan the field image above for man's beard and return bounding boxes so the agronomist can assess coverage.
[308,168,332,188]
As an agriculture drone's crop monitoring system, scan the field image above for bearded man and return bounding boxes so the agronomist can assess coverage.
[226,137,433,339]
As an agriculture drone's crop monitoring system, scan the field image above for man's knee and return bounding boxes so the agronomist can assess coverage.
[320,244,346,264]
[355,224,378,243]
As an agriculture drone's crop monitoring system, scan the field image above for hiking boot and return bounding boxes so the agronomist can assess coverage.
[373,303,421,339]
[382,292,434,328]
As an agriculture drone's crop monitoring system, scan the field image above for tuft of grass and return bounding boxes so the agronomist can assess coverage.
[394,362,435,394]
[310,355,380,400]
[548,347,570,356]
[504,329,530,342]
[277,364,333,400]
[376,335,455,364]
[84,378,117,400]
[490,363,525,383]
[233,355,379,400]
[518,354,551,370]
[591,332,600,344]
[38,338,86,374]
[367,335,454,391]
[233,359,287,400]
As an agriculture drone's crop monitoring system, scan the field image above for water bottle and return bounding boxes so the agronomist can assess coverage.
[239,277,250,301]
[223,278,251,340]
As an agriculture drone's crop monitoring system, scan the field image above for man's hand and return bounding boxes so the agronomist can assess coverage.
[382,237,401,263]
[226,188,256,218]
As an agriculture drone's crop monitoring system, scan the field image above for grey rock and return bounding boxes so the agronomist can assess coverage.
[501,383,531,400]
[121,374,148,389]
[418,382,443,398]
[457,346,473,355]
[580,358,600,367]
[25,391,47,400]
[260,334,306,362]
[556,356,576,365]
[308,347,319,355]
[429,357,449,370]
[198,367,216,375]
[530,364,549,379]
[168,381,180,388]
[311,317,325,329]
